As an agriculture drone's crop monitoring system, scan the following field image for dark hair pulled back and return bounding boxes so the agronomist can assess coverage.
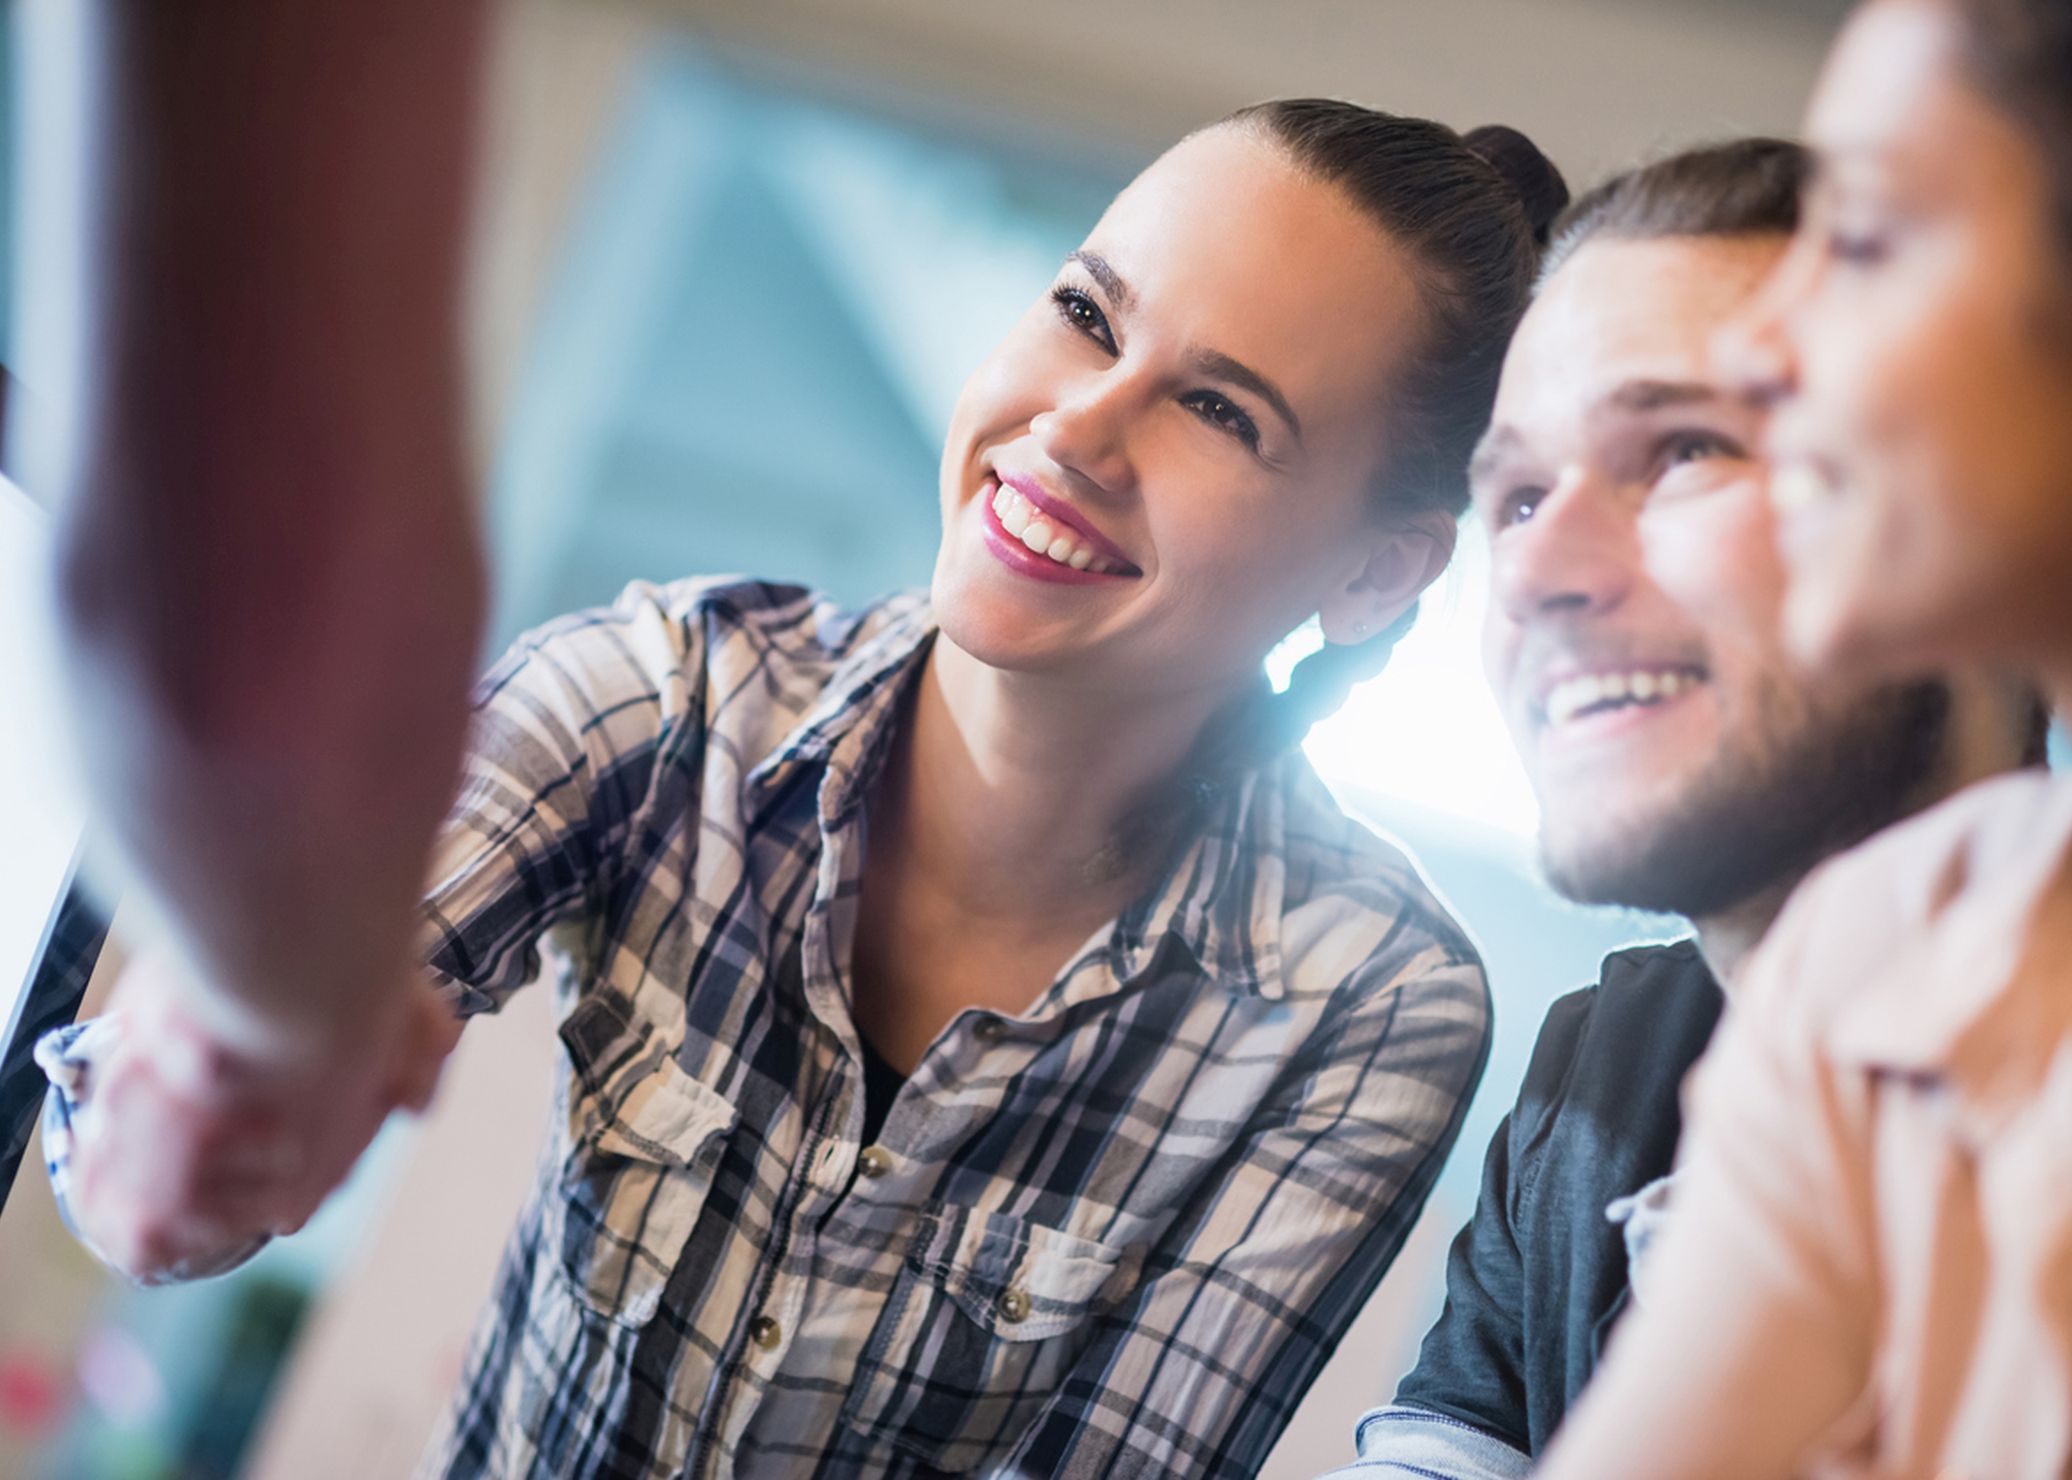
[1211,99,1567,765]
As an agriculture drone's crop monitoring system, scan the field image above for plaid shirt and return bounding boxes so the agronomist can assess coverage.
[43,579,1490,1479]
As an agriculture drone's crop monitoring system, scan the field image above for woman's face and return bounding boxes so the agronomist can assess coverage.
[1727,0,2072,682]
[932,125,1451,707]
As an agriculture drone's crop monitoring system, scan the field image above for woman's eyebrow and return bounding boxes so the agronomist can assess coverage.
[1068,250,1134,310]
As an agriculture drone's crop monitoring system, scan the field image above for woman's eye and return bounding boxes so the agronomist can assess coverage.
[1050,286,1116,353]
[1181,390,1262,450]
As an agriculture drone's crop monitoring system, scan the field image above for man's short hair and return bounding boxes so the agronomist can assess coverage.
[1540,137,1811,283]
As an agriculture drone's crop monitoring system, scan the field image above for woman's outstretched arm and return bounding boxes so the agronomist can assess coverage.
[43,580,711,1280]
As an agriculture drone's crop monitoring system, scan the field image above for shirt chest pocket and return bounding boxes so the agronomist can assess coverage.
[842,1204,1140,1473]
[555,1003,739,1329]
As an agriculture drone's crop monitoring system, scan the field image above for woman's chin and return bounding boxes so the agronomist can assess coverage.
[933,561,1045,649]
[1783,581,1872,683]
[931,598,1059,675]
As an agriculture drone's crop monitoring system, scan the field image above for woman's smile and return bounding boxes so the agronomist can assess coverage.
[978,474,1142,585]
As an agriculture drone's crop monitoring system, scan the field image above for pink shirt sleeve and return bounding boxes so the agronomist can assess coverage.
[1535,931,1880,1479]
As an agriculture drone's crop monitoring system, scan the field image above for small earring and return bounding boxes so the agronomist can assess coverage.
[1351,620,1369,638]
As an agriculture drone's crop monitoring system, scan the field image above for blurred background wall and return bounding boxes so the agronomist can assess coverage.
[0,0,1848,1475]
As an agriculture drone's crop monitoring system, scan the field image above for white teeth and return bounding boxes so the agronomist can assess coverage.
[987,483,1127,575]
[1544,668,1703,729]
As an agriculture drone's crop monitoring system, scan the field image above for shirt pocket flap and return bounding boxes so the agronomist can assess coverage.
[594,1059,737,1167]
[558,994,738,1166]
[924,1208,1135,1343]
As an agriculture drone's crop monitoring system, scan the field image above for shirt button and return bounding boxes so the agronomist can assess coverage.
[858,1145,893,1179]
[996,1287,1031,1324]
[749,1315,782,1350]
[972,1014,1008,1044]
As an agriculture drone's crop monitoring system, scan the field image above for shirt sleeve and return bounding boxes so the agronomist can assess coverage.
[1313,1403,1531,1479]
[418,579,709,1014]
[1533,953,1877,1480]
[993,947,1493,1479]
[1384,1108,1530,1450]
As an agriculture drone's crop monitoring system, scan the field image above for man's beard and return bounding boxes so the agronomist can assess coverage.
[1539,679,1951,920]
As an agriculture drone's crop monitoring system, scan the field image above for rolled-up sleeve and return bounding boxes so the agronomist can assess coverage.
[35,1018,112,1261]
[1314,1402,1531,1479]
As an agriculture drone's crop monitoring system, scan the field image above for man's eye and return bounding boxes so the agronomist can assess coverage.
[1824,229,1890,267]
[1180,390,1261,450]
[1664,432,1735,466]
[1494,488,1544,529]
[1050,286,1116,352]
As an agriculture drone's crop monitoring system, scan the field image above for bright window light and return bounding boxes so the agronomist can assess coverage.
[1271,524,1542,840]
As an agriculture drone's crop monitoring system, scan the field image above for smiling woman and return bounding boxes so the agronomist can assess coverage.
[39,98,1564,1480]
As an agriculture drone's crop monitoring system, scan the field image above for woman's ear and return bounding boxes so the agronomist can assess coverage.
[1316,511,1457,644]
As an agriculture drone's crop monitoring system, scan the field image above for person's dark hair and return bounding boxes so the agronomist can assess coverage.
[1540,136,1810,282]
[1213,100,1568,760]
[1949,0,2072,251]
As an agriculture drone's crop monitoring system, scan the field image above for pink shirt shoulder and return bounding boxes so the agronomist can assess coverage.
[1746,769,2072,1096]
[1538,769,2072,1480]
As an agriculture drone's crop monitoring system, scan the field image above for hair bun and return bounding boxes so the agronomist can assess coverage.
[1464,124,1570,245]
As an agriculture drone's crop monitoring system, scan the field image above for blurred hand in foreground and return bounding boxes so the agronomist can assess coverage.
[65,951,463,1282]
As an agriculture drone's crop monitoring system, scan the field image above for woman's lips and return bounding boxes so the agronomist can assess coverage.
[980,485,1136,586]
[993,472,1140,573]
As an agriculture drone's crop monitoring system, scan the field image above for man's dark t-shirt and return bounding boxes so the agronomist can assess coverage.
[1390,939,1724,1454]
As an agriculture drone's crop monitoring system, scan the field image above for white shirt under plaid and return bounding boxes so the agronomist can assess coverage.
[43,578,1491,1479]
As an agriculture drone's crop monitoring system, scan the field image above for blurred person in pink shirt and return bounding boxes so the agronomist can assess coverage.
[1320,137,2044,1480]
[1538,0,2072,1475]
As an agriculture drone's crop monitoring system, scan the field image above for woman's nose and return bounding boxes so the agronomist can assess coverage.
[1030,381,1138,499]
